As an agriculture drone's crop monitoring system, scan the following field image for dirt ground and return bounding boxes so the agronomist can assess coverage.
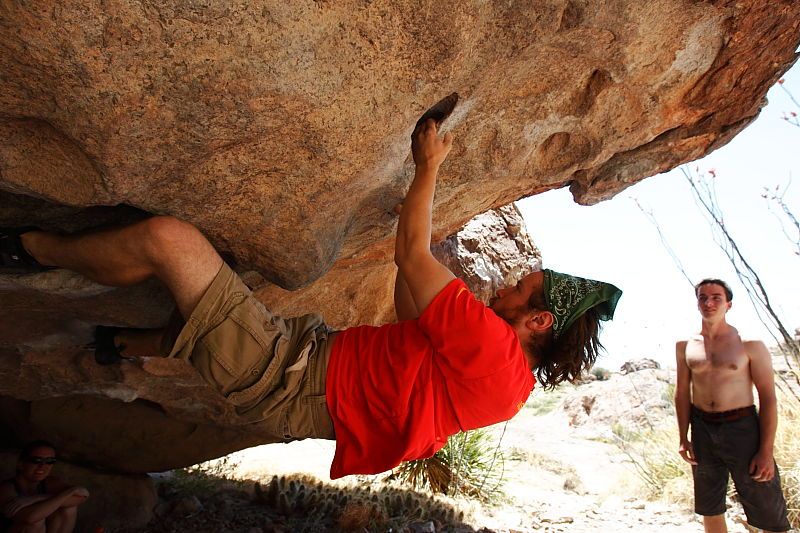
[213,386,753,533]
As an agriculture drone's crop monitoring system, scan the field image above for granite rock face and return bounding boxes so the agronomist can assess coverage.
[619,358,661,375]
[1,0,798,289]
[1,0,799,479]
[433,204,541,304]
[563,369,674,439]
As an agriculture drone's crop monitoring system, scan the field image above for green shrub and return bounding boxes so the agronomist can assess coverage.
[525,385,568,415]
[387,429,504,502]
[591,366,611,381]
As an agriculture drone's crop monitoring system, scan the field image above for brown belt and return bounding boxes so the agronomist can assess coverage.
[691,404,756,423]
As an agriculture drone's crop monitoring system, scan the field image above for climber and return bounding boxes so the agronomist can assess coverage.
[0,113,621,479]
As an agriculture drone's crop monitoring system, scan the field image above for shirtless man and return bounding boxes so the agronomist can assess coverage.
[675,279,790,533]
[0,441,89,533]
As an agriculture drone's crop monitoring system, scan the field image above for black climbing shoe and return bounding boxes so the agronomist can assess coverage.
[0,227,56,273]
[219,251,238,269]
[90,325,133,365]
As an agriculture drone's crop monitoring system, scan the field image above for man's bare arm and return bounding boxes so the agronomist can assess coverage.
[675,340,697,464]
[0,482,46,519]
[5,487,88,523]
[394,119,455,313]
[44,477,89,508]
[394,268,420,321]
[747,339,778,482]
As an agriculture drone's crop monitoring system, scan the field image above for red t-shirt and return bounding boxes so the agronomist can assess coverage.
[325,278,535,479]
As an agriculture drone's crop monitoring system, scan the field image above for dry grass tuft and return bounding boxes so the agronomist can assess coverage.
[774,400,799,528]
[615,392,798,529]
[612,423,692,506]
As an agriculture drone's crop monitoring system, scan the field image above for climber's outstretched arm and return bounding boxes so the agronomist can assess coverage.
[394,268,420,321]
[394,119,456,314]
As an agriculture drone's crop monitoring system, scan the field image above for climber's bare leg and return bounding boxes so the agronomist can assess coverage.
[20,216,223,318]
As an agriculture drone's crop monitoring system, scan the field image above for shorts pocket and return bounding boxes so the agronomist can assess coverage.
[723,416,760,464]
[285,394,334,440]
[308,394,335,440]
[192,299,272,395]
[227,337,289,410]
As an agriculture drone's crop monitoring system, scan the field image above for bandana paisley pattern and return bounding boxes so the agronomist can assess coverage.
[543,269,622,339]
[550,277,602,335]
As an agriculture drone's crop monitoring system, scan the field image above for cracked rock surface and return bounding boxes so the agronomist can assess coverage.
[2,1,797,288]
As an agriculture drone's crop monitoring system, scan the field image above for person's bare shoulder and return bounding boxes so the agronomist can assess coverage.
[675,340,689,369]
[742,338,770,357]
[676,336,702,350]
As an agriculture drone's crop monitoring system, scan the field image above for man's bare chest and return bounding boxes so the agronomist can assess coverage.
[685,336,749,374]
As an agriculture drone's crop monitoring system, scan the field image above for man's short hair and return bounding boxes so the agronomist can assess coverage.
[694,278,733,301]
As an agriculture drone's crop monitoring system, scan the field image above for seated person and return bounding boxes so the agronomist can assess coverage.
[0,441,89,533]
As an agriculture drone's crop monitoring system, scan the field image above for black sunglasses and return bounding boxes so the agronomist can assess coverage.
[25,457,57,465]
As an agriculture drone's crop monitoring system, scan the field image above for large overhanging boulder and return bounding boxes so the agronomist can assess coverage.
[1,0,798,289]
[0,0,799,478]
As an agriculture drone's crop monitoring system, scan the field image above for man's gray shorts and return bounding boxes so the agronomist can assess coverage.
[691,405,791,532]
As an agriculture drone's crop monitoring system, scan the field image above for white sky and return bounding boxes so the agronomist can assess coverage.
[516,61,800,371]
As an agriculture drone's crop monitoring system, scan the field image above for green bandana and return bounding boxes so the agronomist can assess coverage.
[542,269,622,339]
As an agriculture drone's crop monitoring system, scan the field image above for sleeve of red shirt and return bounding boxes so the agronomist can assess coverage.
[416,279,535,430]
[417,279,525,378]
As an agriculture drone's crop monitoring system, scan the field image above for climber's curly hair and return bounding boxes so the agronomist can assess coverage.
[520,292,603,390]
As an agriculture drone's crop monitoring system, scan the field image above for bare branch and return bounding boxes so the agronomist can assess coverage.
[631,197,694,288]
[762,179,800,257]
[682,166,800,391]
[778,80,800,128]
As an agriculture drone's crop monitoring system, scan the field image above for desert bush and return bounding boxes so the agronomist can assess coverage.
[525,384,569,415]
[387,428,504,502]
[613,424,693,506]
[661,382,676,405]
[591,367,611,381]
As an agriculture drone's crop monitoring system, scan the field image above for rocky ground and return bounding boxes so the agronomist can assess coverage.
[130,366,758,532]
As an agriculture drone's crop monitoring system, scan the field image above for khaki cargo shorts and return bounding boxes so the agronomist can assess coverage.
[161,263,335,441]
